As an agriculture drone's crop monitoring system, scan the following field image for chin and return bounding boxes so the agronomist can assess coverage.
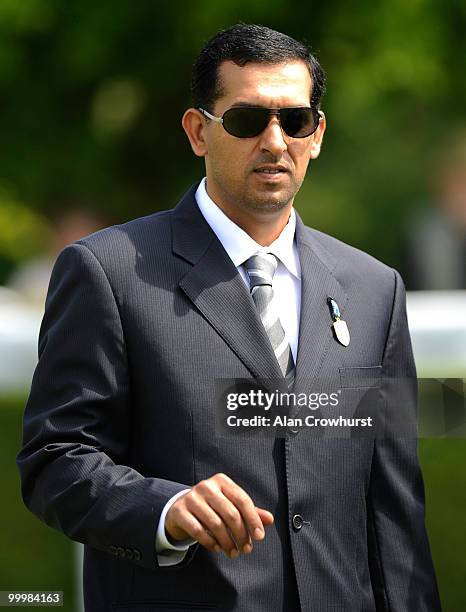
[243,190,293,213]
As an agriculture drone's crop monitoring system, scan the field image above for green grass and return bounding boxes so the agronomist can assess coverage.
[419,439,466,611]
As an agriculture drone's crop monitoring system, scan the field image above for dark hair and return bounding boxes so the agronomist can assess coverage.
[191,24,326,112]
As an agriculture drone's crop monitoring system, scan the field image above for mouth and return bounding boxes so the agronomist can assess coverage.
[253,165,289,180]
[254,165,288,174]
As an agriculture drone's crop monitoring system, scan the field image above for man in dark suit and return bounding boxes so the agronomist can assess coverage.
[17,24,441,611]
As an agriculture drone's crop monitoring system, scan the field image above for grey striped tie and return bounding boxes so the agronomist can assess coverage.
[244,253,295,387]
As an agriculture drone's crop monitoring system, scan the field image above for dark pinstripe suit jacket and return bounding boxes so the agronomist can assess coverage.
[17,183,441,611]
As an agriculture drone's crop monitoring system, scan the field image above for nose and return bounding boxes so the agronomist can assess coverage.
[258,115,287,156]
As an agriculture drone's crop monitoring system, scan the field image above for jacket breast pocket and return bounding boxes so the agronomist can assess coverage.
[339,365,382,389]
[336,366,382,438]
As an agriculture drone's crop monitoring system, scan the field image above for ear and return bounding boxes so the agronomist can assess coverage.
[182,108,208,157]
[309,111,326,160]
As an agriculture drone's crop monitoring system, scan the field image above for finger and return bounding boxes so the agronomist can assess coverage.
[207,493,252,554]
[185,493,240,557]
[256,507,274,527]
[196,477,252,554]
[219,480,265,542]
[175,511,221,553]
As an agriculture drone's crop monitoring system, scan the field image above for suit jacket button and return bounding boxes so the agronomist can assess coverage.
[117,546,125,558]
[125,548,133,560]
[292,514,304,531]
[133,549,141,561]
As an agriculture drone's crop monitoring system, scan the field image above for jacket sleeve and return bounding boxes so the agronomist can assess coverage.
[367,269,442,610]
[16,242,197,571]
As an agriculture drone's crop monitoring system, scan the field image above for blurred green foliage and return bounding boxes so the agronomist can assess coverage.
[0,194,50,260]
[2,394,465,611]
[0,0,465,279]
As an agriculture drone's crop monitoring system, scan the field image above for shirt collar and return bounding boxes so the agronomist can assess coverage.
[195,177,300,279]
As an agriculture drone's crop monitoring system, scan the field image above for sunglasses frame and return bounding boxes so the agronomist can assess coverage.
[198,106,322,139]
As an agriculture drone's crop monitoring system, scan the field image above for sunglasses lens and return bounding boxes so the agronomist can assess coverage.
[221,107,319,138]
[223,108,270,138]
[280,108,317,138]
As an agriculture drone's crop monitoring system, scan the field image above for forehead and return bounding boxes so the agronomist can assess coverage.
[215,60,312,111]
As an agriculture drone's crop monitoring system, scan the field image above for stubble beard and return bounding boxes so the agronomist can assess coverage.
[238,178,302,215]
[241,193,290,213]
[208,164,303,218]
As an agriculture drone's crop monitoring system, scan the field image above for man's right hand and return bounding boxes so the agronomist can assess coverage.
[165,472,274,559]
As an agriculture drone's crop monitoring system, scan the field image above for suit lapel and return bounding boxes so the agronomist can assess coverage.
[293,215,348,411]
[172,185,284,381]
[171,186,349,389]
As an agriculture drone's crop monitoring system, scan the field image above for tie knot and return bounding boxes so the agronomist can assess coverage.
[243,253,278,288]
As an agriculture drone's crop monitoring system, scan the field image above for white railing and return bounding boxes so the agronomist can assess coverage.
[2,286,465,391]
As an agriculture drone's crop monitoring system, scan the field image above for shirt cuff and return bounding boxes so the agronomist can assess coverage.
[155,489,197,566]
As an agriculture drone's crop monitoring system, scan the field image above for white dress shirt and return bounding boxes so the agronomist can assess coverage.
[155,177,302,565]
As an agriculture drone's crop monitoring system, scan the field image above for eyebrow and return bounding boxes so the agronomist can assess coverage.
[229,101,267,108]
[228,102,311,109]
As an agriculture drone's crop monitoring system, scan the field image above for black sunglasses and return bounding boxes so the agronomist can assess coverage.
[198,106,321,139]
